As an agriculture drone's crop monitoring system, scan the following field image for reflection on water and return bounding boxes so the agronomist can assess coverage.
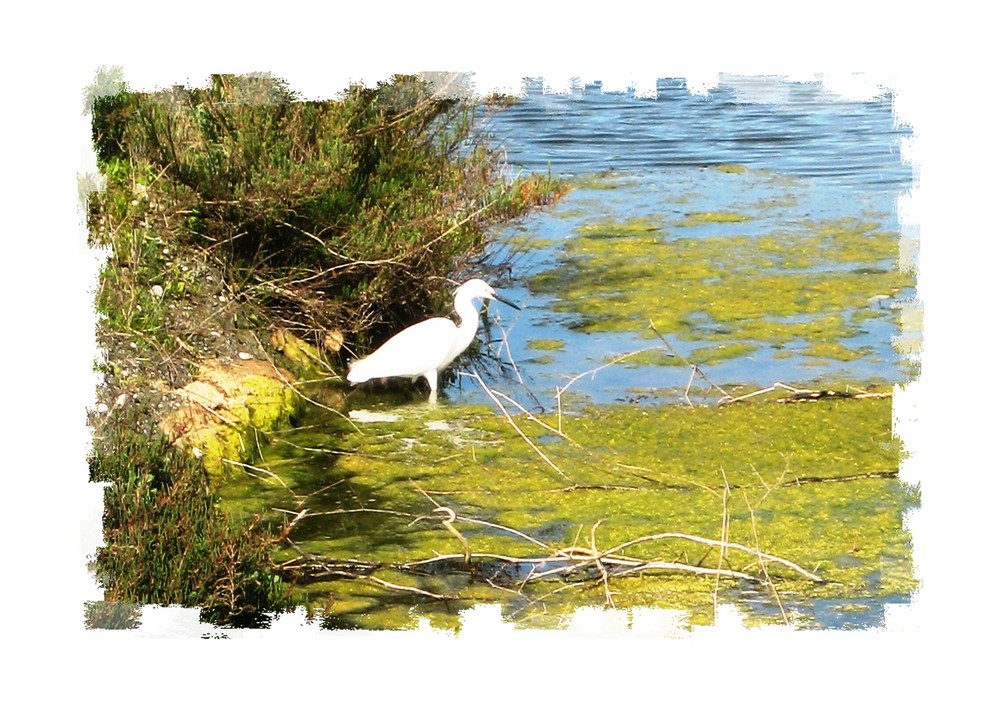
[233,79,919,632]
[447,79,916,408]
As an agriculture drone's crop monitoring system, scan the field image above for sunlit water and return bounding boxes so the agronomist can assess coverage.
[439,77,915,407]
[236,79,918,631]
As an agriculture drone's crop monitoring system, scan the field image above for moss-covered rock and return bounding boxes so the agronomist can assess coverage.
[161,359,302,479]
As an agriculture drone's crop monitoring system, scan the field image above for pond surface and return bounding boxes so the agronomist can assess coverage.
[467,76,916,407]
[223,77,919,632]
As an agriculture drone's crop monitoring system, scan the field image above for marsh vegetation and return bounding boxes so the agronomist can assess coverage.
[85,72,917,631]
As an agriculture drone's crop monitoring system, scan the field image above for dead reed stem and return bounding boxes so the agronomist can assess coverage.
[465,368,569,480]
[744,491,789,624]
[647,319,734,404]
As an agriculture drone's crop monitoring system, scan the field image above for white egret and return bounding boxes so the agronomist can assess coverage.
[346,278,519,401]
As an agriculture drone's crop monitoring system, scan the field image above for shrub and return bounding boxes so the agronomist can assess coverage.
[91,73,563,351]
[89,407,287,626]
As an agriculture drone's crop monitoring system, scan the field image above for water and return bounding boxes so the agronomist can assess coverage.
[489,77,910,188]
[234,79,919,631]
[446,77,915,408]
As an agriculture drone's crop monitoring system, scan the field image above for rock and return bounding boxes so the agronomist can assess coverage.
[160,358,301,480]
[324,330,344,354]
[270,328,327,373]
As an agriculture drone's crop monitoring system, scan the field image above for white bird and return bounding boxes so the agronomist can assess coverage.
[346,278,519,401]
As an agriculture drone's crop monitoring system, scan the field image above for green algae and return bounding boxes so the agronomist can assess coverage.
[213,179,919,629]
[801,343,873,361]
[676,211,752,226]
[578,216,664,240]
[526,215,915,363]
[222,390,917,630]
[527,338,566,351]
[688,342,759,364]
[572,172,628,191]
[615,349,686,367]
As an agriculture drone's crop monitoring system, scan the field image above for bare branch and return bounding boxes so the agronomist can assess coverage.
[464,368,570,480]
[647,319,734,403]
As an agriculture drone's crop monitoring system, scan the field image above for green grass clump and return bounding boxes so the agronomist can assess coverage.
[89,407,287,626]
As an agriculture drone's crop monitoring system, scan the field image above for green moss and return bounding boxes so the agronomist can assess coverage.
[191,424,246,478]
[166,368,303,480]
[527,338,566,351]
[222,392,917,629]
[242,375,300,430]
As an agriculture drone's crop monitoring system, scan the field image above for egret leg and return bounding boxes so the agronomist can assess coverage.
[425,370,438,402]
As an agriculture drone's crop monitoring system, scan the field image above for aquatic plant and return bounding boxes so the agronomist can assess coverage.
[228,381,916,630]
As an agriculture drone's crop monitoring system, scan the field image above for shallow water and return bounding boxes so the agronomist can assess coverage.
[447,78,916,407]
[225,391,917,630]
[228,79,919,631]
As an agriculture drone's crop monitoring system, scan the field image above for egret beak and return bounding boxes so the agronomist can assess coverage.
[492,293,521,311]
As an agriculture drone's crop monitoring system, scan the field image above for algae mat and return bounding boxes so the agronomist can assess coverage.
[490,167,919,405]
[220,390,918,631]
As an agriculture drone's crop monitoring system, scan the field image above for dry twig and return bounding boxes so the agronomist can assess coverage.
[647,319,733,405]
[464,368,570,480]
[744,491,788,624]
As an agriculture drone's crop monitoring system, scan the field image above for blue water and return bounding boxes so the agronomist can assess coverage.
[441,78,914,408]
[487,77,910,190]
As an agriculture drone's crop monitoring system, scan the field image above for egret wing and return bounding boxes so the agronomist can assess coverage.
[347,318,458,382]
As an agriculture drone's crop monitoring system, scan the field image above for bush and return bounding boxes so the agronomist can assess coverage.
[89,407,287,626]
[85,72,565,622]
[91,73,563,351]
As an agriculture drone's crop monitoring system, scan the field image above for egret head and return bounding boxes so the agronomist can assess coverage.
[455,278,519,310]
